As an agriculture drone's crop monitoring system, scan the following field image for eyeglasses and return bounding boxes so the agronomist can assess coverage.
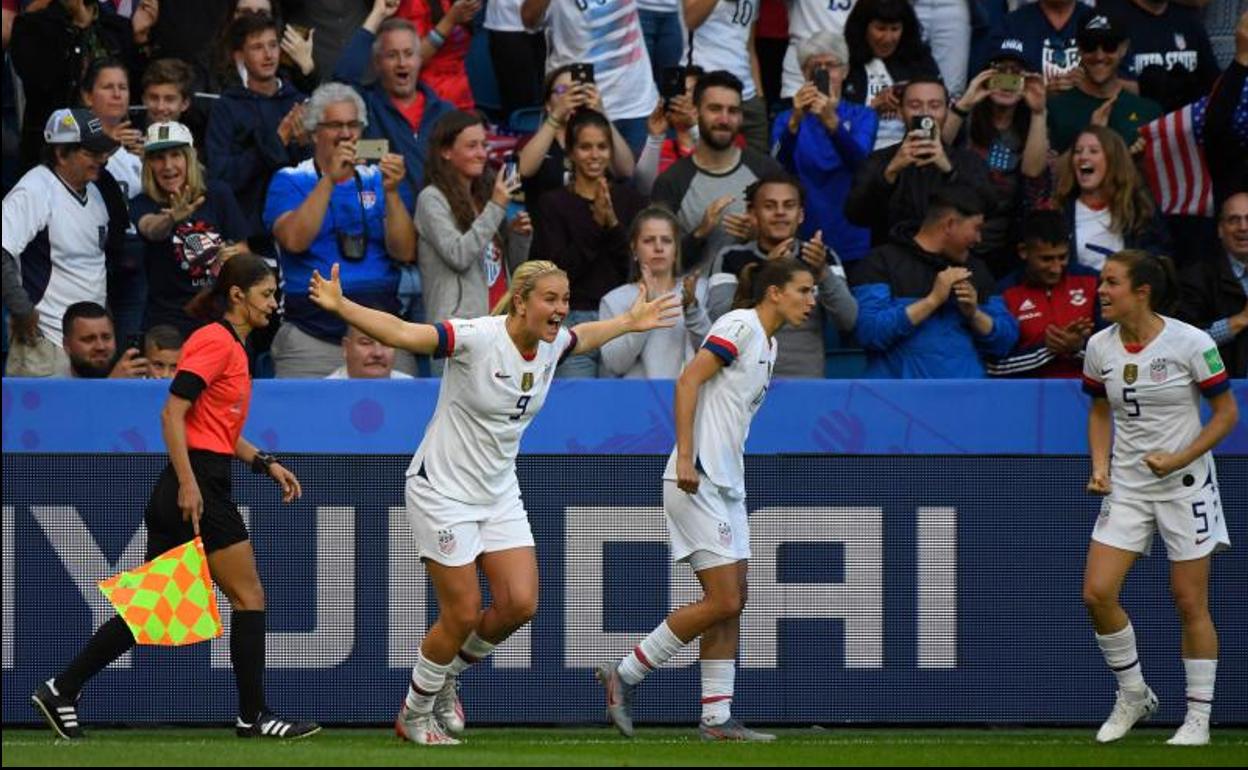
[318,120,364,133]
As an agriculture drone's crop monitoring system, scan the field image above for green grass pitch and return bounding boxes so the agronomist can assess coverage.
[3,727,1246,766]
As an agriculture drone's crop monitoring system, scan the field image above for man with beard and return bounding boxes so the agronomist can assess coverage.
[3,108,125,376]
[652,70,783,275]
[1046,13,1161,154]
[849,184,1018,378]
[59,301,148,379]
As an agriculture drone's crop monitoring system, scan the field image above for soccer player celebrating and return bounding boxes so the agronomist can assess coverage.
[31,254,319,741]
[1081,250,1238,747]
[308,259,680,745]
[597,258,816,741]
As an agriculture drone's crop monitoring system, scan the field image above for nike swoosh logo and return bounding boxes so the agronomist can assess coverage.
[494,372,511,379]
[1196,536,1211,545]
[1101,368,1113,375]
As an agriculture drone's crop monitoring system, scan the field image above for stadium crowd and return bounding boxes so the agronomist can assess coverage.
[2,0,1246,382]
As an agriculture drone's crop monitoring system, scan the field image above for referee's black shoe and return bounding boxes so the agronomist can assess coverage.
[30,679,85,740]
[236,711,321,740]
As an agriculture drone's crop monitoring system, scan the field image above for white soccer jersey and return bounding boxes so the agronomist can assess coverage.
[408,315,578,504]
[1082,317,1231,501]
[665,308,776,498]
[781,0,855,97]
[544,0,659,120]
[2,166,109,346]
[689,0,759,101]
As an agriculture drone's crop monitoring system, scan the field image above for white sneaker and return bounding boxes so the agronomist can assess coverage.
[1096,687,1158,743]
[1166,711,1211,746]
[394,705,461,746]
[434,677,465,734]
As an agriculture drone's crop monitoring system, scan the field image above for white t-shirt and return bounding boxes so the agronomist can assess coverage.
[325,366,414,379]
[863,58,905,150]
[664,308,775,498]
[408,315,578,504]
[544,0,660,120]
[485,0,533,33]
[782,0,855,98]
[1082,317,1230,501]
[1,166,109,346]
[1074,199,1123,272]
[689,0,759,101]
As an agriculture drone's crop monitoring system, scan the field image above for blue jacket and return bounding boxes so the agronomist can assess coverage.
[850,226,1019,379]
[205,80,310,244]
[333,27,455,199]
[772,103,878,263]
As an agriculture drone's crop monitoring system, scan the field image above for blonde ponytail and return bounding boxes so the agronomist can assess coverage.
[492,260,568,316]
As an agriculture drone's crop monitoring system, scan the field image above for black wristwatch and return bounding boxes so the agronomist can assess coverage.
[251,451,277,475]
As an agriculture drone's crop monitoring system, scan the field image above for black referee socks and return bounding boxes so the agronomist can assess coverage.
[230,609,267,724]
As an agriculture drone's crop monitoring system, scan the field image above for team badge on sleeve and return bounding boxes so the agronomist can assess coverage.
[1123,364,1138,385]
[1204,348,1226,375]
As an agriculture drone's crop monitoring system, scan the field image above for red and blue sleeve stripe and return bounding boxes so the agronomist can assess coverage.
[703,335,739,366]
[433,321,455,359]
[1081,374,1107,398]
[1199,370,1230,397]
[557,329,579,365]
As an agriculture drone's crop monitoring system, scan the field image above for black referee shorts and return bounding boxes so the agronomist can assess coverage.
[144,450,250,559]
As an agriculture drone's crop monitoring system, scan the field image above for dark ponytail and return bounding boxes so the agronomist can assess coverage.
[185,253,273,321]
[732,257,813,309]
[1107,249,1179,315]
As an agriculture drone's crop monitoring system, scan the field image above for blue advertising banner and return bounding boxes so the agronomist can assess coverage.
[5,378,1247,455]
[3,454,1245,725]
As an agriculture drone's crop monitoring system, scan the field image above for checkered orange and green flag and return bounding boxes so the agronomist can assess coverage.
[97,537,222,646]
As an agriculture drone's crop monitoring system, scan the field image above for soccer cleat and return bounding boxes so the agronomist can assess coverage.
[395,704,461,746]
[1166,711,1211,746]
[1096,687,1158,743]
[699,718,777,742]
[595,660,636,738]
[434,676,466,734]
[30,679,84,740]
[236,711,321,740]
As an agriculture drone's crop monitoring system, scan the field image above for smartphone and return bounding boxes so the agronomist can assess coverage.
[569,62,595,85]
[356,138,389,162]
[988,71,1024,93]
[812,69,831,96]
[908,114,937,141]
[125,333,145,354]
[660,66,687,102]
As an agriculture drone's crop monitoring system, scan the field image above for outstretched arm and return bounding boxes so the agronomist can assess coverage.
[569,289,681,354]
[308,263,440,353]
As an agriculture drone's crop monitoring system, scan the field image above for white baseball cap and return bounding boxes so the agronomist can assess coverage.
[144,121,194,152]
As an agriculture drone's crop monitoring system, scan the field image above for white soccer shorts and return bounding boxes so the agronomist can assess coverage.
[1092,482,1230,561]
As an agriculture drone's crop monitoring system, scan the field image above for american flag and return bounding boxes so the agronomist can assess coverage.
[1138,97,1213,217]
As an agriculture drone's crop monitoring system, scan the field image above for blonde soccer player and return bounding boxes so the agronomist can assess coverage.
[308,259,679,744]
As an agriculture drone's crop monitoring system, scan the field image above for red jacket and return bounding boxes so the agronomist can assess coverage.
[989,265,1102,378]
[401,0,475,111]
